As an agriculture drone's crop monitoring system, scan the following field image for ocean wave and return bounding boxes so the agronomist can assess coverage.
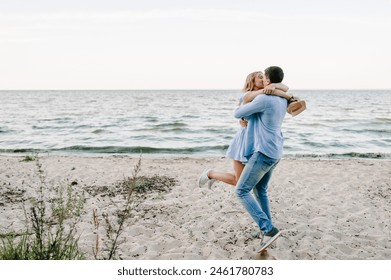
[340,128,391,134]
[152,122,188,128]
[0,145,229,154]
[1,90,390,159]
[92,129,106,134]
[1,148,390,159]
[375,117,391,122]
[284,152,390,159]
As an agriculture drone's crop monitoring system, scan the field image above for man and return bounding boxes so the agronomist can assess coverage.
[233,66,287,251]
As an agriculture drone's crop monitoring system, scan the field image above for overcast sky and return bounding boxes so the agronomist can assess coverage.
[1,0,390,90]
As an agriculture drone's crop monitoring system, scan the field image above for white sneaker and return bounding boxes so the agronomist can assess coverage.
[198,168,212,188]
[208,179,216,189]
[258,227,281,252]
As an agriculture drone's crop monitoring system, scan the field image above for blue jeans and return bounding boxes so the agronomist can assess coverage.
[235,152,280,234]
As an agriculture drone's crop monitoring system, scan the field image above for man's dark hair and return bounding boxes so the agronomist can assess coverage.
[264,66,284,83]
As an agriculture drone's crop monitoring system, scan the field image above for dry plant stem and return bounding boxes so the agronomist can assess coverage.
[0,155,85,260]
[107,156,141,260]
[92,156,142,260]
[92,209,99,259]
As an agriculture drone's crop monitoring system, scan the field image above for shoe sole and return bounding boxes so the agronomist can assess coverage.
[197,176,203,188]
[198,176,207,188]
[258,231,281,253]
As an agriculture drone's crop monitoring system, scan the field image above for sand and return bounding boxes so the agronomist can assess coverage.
[0,154,390,260]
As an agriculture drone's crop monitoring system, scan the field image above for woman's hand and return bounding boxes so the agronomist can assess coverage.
[264,85,276,94]
[239,118,248,127]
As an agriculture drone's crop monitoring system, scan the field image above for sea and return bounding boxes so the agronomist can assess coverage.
[0,90,390,159]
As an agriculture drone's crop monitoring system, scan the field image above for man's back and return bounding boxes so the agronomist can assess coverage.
[234,94,287,159]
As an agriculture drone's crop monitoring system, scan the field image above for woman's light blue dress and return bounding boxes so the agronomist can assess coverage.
[226,94,248,163]
[226,126,247,163]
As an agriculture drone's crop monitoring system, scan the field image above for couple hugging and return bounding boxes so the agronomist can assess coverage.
[199,66,306,252]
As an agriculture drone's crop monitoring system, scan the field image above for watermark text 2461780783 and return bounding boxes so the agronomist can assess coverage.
[117,266,273,277]
[209,266,273,276]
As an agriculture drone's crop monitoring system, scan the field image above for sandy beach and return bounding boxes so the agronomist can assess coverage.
[0,154,390,260]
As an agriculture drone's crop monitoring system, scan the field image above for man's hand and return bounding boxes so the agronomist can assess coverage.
[239,118,248,127]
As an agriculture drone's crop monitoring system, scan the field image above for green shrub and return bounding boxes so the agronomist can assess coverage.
[0,159,85,260]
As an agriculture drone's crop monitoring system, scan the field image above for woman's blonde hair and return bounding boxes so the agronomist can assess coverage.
[242,71,262,92]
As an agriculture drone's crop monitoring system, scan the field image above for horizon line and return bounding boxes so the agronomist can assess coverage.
[1,88,391,91]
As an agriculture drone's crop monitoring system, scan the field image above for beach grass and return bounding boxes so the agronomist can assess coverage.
[0,159,85,260]
[91,156,176,259]
[0,155,177,260]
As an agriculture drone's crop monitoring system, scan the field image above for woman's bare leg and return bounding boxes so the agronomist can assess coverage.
[233,160,245,184]
[208,160,244,186]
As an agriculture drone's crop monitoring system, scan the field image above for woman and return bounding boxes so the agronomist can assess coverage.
[198,71,297,188]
